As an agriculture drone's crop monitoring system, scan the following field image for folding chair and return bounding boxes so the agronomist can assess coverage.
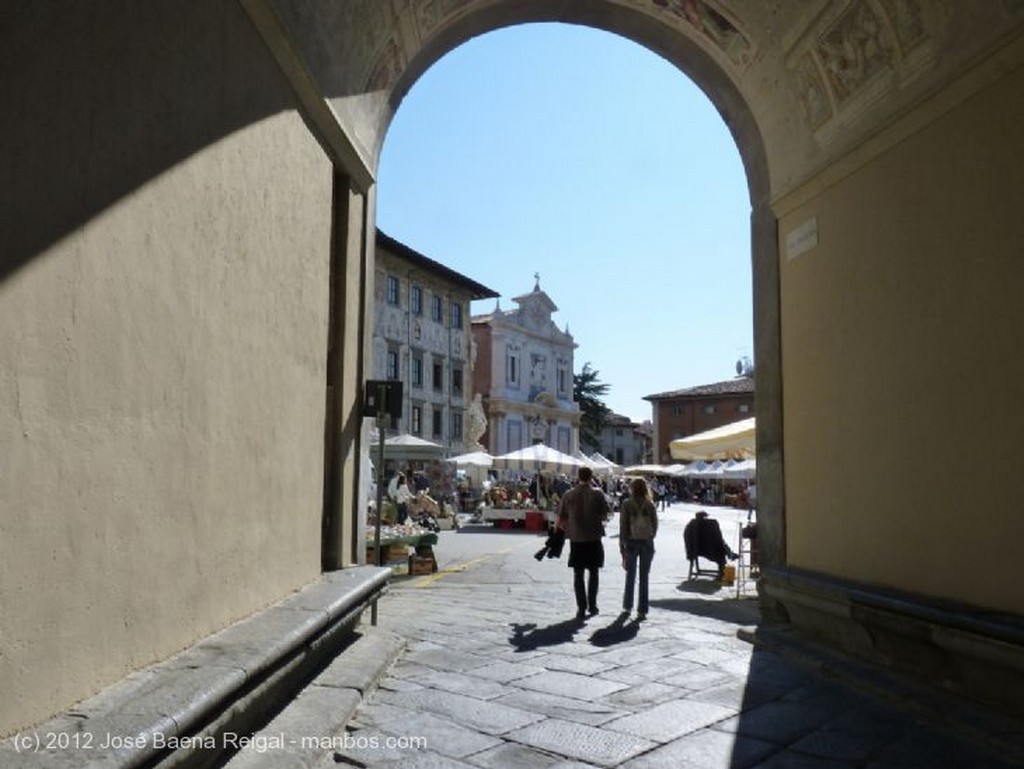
[688,556,721,580]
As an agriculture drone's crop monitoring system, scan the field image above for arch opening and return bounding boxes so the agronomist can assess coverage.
[368,15,784,571]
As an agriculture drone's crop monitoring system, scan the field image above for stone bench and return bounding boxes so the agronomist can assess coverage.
[0,565,390,769]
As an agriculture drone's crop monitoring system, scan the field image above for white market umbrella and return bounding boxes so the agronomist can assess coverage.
[662,464,689,477]
[589,452,623,475]
[448,450,493,468]
[622,464,671,476]
[700,460,727,479]
[677,460,709,477]
[574,451,601,471]
[723,457,757,479]
[492,443,585,474]
[448,449,493,488]
[669,417,756,461]
[382,433,447,460]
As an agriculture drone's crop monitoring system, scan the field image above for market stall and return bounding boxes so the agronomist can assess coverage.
[448,449,493,512]
[480,503,557,531]
[482,443,583,529]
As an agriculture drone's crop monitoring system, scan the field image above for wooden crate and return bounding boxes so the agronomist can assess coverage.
[408,555,436,575]
[366,542,410,565]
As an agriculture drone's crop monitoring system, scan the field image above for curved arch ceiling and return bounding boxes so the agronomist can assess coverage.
[263,0,1018,203]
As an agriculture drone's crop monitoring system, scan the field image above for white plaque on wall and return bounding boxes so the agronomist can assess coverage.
[786,217,818,260]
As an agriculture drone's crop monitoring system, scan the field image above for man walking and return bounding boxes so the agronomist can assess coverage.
[557,466,610,620]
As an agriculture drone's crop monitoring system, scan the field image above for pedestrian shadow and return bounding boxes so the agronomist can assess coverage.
[675,578,728,595]
[588,612,640,647]
[649,596,760,626]
[508,618,582,651]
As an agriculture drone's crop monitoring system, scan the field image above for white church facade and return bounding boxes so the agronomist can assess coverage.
[471,278,580,456]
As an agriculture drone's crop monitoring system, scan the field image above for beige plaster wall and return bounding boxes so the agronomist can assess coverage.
[0,3,332,735]
[779,62,1024,613]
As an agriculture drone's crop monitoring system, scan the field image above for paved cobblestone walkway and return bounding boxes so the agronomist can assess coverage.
[332,506,1024,768]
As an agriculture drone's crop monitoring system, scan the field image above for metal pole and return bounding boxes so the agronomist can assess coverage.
[370,402,389,626]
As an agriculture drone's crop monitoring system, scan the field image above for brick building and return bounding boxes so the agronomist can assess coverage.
[644,376,754,464]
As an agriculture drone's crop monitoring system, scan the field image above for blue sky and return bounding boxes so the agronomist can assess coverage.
[377,23,752,423]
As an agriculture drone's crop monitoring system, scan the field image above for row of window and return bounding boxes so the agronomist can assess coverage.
[385,350,464,396]
[669,402,752,416]
[386,275,464,329]
[408,405,463,441]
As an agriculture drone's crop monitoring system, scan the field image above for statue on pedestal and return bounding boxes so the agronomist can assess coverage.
[467,393,487,449]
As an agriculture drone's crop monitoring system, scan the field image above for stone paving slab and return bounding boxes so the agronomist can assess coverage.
[526,651,620,676]
[689,678,779,712]
[604,699,737,743]
[506,717,657,767]
[467,741,570,768]
[325,726,433,767]
[355,705,504,759]
[513,670,629,700]
[375,673,426,693]
[462,659,547,683]
[401,668,515,700]
[375,689,543,735]
[595,656,703,684]
[585,638,687,668]
[620,726,777,769]
[660,664,738,691]
[713,699,841,746]
[494,689,631,727]
[401,647,495,673]
[602,681,687,709]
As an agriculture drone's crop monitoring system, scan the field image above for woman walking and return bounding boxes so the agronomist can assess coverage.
[619,477,659,620]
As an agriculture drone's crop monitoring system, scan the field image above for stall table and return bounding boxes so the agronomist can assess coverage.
[366,530,439,575]
[480,507,556,531]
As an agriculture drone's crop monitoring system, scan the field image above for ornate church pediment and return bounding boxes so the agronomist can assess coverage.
[534,391,557,408]
[513,273,558,332]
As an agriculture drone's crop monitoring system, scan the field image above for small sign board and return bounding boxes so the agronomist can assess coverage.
[364,380,403,419]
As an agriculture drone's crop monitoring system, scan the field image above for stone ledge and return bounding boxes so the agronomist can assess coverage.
[221,627,405,769]
[0,566,390,769]
[759,566,1024,721]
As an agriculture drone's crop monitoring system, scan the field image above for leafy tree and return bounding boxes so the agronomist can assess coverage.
[574,362,611,452]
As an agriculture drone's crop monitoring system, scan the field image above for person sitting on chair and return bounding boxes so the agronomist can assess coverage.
[683,510,737,579]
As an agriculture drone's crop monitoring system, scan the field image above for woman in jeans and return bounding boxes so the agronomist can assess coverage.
[619,477,659,620]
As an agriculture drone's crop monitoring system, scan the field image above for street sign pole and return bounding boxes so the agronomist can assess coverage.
[364,379,401,626]
[370,390,389,626]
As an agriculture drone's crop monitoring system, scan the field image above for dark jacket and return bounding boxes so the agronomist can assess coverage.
[534,527,566,561]
[683,515,730,563]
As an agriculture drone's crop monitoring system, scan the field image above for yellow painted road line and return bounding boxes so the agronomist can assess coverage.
[412,549,512,587]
